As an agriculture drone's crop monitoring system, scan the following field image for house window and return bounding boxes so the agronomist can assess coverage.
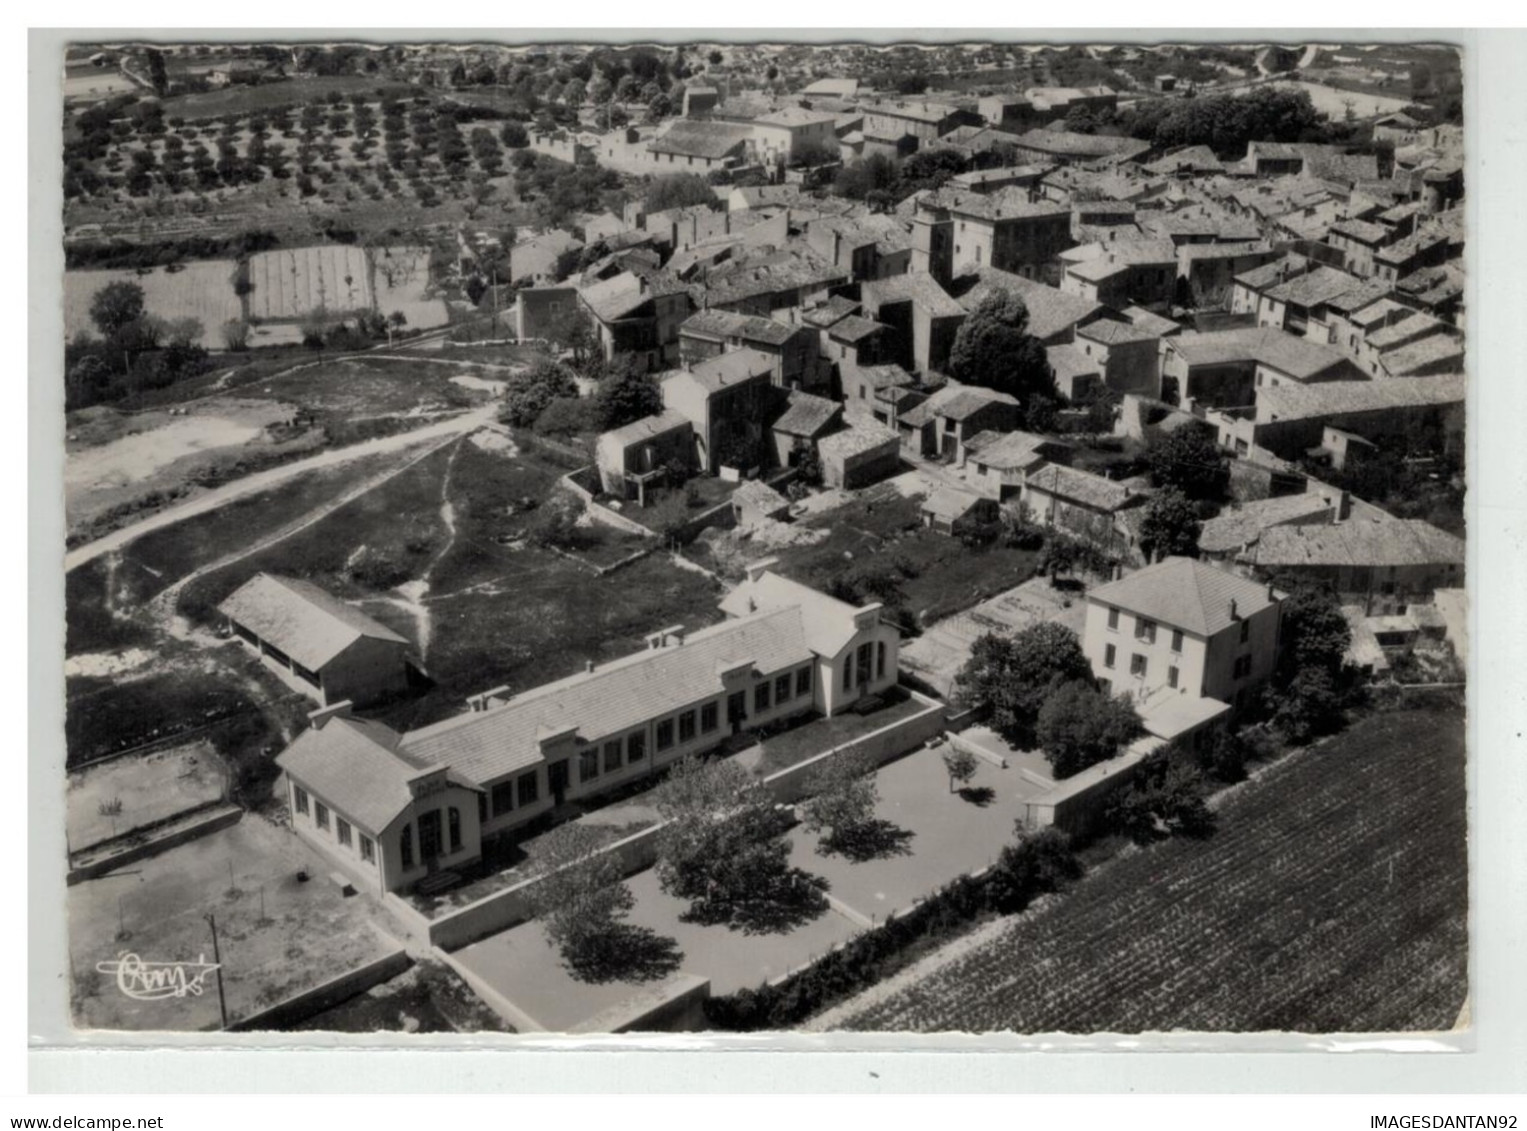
[517,770,539,807]
[679,710,697,743]
[1135,618,1157,644]
[604,739,623,773]
[1240,619,1251,644]
[336,818,352,848]
[1130,654,1148,678]
[755,680,772,712]
[359,836,375,864]
[400,824,414,870]
[448,807,462,853]
[1168,666,1179,689]
[877,641,887,679]
[775,674,792,704]
[1233,655,1253,680]
[628,730,647,762]
[314,802,330,831]
[857,642,873,686]
[796,666,812,697]
[843,657,853,691]
[293,786,309,816]
[1107,607,1119,631]
[700,702,719,733]
[580,748,600,782]
[656,718,675,751]
[491,781,514,817]
[1171,629,1184,652]
[1104,643,1116,669]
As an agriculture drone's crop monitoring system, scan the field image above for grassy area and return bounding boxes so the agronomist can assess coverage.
[752,686,929,778]
[65,557,156,657]
[607,474,738,536]
[845,703,1467,1033]
[159,76,395,120]
[289,958,513,1034]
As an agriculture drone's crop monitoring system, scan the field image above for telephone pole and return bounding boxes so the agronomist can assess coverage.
[204,912,229,1030]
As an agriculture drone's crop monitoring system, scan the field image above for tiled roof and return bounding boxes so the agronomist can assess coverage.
[601,409,692,447]
[814,421,901,464]
[1169,327,1356,381]
[772,391,841,438]
[1025,463,1138,513]
[1323,280,1394,316]
[949,268,1107,342]
[964,428,1066,470]
[801,294,862,328]
[579,272,650,323]
[1262,265,1364,308]
[862,272,966,319]
[699,242,847,306]
[732,479,792,515]
[1008,129,1152,161]
[922,485,988,521]
[1330,218,1391,245]
[1047,343,1101,383]
[921,185,1070,224]
[845,361,917,391]
[648,119,754,159]
[663,347,777,395]
[1365,312,1446,350]
[1088,556,1279,638]
[1077,318,1157,346]
[276,717,476,835]
[1380,333,1465,377]
[218,574,408,672]
[935,387,1018,421]
[827,314,887,344]
[1198,493,1337,555]
[1252,516,1464,571]
[1255,373,1465,421]
[403,609,816,784]
[679,308,798,347]
[1145,145,1224,176]
[861,98,963,124]
[732,184,803,209]
[1122,306,1182,337]
[754,106,838,128]
[718,571,875,658]
[1234,254,1310,290]
[1065,238,1178,282]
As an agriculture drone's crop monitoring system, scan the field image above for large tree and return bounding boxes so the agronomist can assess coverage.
[799,747,881,856]
[946,289,1057,414]
[643,172,716,214]
[952,623,1093,744]
[1036,680,1143,779]
[595,356,663,431]
[501,358,578,428]
[1267,583,1354,743]
[1146,424,1226,501]
[518,823,643,977]
[1138,488,1203,562]
[651,756,827,931]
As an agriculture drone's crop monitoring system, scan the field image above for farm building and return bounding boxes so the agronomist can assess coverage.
[921,487,1000,538]
[815,422,902,490]
[595,409,696,502]
[218,574,413,708]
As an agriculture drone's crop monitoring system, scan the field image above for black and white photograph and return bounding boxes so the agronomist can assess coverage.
[49,32,1475,1044]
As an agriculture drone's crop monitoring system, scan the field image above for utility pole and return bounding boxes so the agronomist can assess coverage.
[204,912,228,1030]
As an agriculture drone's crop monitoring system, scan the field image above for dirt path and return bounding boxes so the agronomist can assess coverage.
[390,437,465,660]
[146,426,474,640]
[66,403,499,573]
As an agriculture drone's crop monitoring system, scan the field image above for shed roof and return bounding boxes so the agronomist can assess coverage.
[1025,463,1138,513]
[772,391,841,438]
[219,574,408,672]
[815,421,901,463]
[648,119,754,159]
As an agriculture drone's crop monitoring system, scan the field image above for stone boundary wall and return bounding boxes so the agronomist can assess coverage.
[225,949,410,1032]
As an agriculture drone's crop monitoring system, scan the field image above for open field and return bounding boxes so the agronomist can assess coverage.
[65,261,244,350]
[158,76,395,120]
[842,704,1467,1033]
[246,245,371,320]
[291,958,513,1033]
[67,740,226,850]
[69,815,399,1031]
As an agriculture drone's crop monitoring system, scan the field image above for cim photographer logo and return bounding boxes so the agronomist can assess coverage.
[95,952,221,1002]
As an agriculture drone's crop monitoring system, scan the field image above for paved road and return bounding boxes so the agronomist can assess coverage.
[64,403,499,573]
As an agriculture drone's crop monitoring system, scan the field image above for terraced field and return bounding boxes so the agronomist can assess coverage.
[844,704,1468,1033]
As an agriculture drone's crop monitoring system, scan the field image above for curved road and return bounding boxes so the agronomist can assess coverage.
[64,402,500,573]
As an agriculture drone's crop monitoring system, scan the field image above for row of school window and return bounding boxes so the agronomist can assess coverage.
[488,769,544,820]
[293,785,376,865]
[844,642,888,691]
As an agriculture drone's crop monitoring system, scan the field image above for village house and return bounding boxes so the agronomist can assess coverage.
[727,182,803,214]
[1060,239,1179,311]
[1162,327,1366,411]
[1253,264,1367,339]
[1327,218,1395,279]
[770,390,842,468]
[508,230,584,285]
[278,566,903,893]
[921,486,1001,538]
[512,284,579,344]
[1198,490,1344,562]
[646,119,754,171]
[803,213,914,283]
[1356,312,1453,376]
[1373,230,1450,287]
[749,106,839,168]
[1005,128,1152,168]
[859,98,969,146]
[1074,318,1163,399]
[577,270,692,372]
[594,408,696,503]
[896,382,1021,463]
[678,308,827,393]
[960,429,1072,502]
[839,360,920,423]
[661,347,784,474]
[1047,344,1103,403]
[947,164,1053,197]
[1377,333,1466,379]
[949,268,1121,345]
[1083,557,1285,734]
[682,85,720,117]
[1208,372,1465,462]
[860,272,968,378]
[1021,463,1145,557]
[731,479,793,527]
[219,574,413,709]
[1321,287,1407,357]
[697,242,849,317]
[914,187,1075,281]
[1176,242,1280,309]
[815,421,903,489]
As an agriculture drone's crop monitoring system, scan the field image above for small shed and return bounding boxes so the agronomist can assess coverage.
[921,487,1000,537]
[732,480,793,528]
[816,423,902,490]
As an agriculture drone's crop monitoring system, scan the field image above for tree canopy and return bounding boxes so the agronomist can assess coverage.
[946,289,1057,414]
[595,358,663,431]
[1138,488,1203,562]
[953,624,1094,745]
[1036,680,1143,779]
[643,172,717,213]
[1146,424,1226,501]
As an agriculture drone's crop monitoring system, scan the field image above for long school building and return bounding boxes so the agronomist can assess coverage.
[276,564,902,893]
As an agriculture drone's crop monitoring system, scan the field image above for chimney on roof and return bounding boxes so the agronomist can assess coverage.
[308,700,354,730]
[1267,582,1276,602]
[662,625,687,647]
[585,659,595,673]
[1229,597,1239,621]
